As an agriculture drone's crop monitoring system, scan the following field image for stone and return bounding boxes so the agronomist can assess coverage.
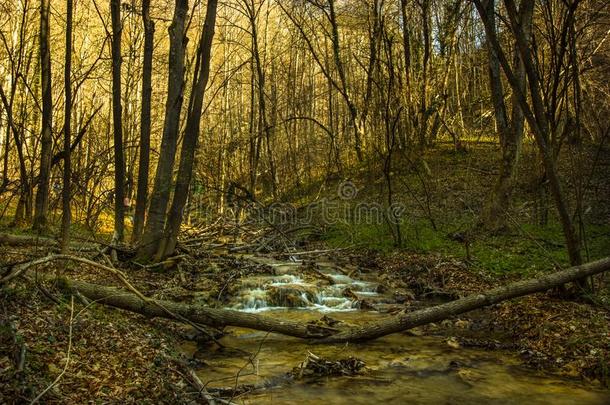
[267,284,318,307]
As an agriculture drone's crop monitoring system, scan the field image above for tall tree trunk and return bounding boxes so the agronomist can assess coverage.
[503,0,582,268]
[474,0,585,287]
[248,56,261,197]
[111,0,125,243]
[0,113,9,194]
[328,0,363,162]
[360,0,381,135]
[137,0,189,261]
[33,0,53,231]
[482,0,533,231]
[247,0,277,199]
[61,0,74,252]
[159,0,219,259]
[417,0,432,148]
[0,86,30,226]
[132,0,154,244]
[400,0,414,147]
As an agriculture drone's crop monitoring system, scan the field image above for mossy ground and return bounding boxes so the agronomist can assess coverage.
[318,141,610,278]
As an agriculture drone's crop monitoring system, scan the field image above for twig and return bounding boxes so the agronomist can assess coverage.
[17,343,26,373]
[168,355,236,405]
[229,332,270,402]
[287,248,349,257]
[2,254,223,346]
[186,367,236,405]
[30,296,74,404]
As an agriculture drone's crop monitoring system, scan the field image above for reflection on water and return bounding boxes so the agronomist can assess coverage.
[184,257,609,404]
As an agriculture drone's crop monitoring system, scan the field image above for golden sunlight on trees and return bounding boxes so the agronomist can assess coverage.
[1,0,610,402]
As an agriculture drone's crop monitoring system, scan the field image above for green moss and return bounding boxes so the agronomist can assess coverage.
[321,222,396,252]
[321,217,610,276]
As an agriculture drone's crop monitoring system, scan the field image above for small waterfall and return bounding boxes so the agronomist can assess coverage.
[230,261,382,313]
[269,275,307,286]
[234,288,269,312]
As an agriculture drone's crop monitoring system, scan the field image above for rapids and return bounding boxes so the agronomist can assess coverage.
[181,256,610,404]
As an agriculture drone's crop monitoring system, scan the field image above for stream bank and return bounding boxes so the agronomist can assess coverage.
[176,252,610,403]
[1,241,608,403]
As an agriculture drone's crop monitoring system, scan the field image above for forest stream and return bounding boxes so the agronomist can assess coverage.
[3,0,610,401]
[179,256,610,404]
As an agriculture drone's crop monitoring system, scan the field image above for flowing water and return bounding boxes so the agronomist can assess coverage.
[182,256,610,404]
[229,258,384,313]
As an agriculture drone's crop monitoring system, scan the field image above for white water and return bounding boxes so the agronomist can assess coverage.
[230,259,382,313]
[185,255,610,404]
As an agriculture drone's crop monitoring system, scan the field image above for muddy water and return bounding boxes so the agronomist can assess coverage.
[183,257,610,404]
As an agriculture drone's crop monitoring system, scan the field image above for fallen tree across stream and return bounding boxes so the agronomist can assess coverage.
[6,255,606,343]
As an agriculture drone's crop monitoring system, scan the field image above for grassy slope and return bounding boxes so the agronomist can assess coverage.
[318,142,610,277]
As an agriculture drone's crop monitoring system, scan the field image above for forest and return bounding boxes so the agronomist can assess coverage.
[0,0,609,403]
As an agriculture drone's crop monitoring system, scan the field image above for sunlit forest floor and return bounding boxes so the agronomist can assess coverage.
[1,142,609,402]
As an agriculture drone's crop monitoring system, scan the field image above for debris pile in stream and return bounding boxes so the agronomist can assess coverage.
[290,352,366,380]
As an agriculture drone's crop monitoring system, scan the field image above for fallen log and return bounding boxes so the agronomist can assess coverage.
[55,277,338,339]
[0,233,102,252]
[0,233,57,247]
[49,256,610,343]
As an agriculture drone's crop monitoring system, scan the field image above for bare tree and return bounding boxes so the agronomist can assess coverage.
[132,0,154,243]
[110,0,125,243]
[61,0,74,252]
[481,0,533,231]
[159,0,219,259]
[138,0,189,261]
[33,0,52,231]
[474,0,586,287]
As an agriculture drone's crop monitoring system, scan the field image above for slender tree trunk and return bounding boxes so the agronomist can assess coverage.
[0,85,30,226]
[61,0,74,252]
[33,0,53,231]
[509,2,532,159]
[503,0,582,269]
[400,0,411,97]
[474,0,585,287]
[358,0,381,154]
[248,56,261,197]
[400,0,414,146]
[0,115,9,193]
[111,0,125,243]
[247,0,277,199]
[137,0,189,261]
[418,0,432,148]
[159,0,219,259]
[328,0,363,162]
[132,0,154,244]
[481,0,532,231]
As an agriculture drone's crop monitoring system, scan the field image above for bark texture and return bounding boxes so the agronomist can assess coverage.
[110,0,125,243]
[61,0,74,252]
[482,0,533,231]
[33,0,53,231]
[132,0,154,244]
[160,0,219,259]
[138,0,189,260]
